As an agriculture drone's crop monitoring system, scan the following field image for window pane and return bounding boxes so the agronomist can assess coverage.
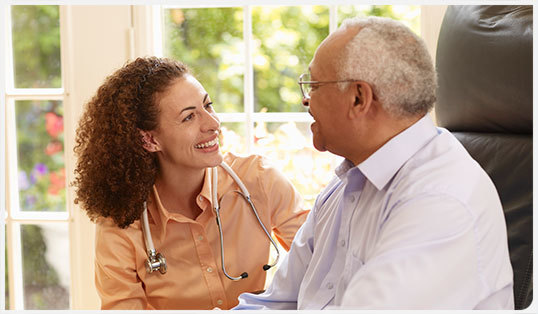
[11,5,61,88]
[15,100,65,212]
[21,224,69,309]
[163,8,244,113]
[252,121,341,207]
[220,122,248,156]
[252,6,329,113]
[338,5,421,34]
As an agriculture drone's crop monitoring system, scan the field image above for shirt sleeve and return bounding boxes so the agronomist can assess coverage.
[95,222,152,310]
[257,157,309,250]
[337,193,484,310]
[234,207,316,310]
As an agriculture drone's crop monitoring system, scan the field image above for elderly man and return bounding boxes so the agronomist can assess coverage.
[233,16,513,310]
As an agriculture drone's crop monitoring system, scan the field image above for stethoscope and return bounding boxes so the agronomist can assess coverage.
[141,161,281,281]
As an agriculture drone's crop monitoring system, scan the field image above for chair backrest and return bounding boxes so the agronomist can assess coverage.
[435,5,533,309]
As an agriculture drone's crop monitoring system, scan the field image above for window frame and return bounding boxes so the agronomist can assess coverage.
[3,5,70,310]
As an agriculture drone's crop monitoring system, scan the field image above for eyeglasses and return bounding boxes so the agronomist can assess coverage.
[298,73,359,100]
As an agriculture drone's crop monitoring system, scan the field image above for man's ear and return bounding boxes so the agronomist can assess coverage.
[139,129,160,152]
[348,81,374,119]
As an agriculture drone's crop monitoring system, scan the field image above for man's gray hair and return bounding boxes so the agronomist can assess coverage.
[336,16,437,118]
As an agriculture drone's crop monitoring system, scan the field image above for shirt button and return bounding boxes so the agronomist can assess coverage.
[206,267,213,273]
[340,240,346,247]
[350,196,355,202]
[198,235,204,241]
[217,299,223,305]
[326,282,334,290]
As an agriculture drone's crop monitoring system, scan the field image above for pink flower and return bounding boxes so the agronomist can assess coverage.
[45,112,63,138]
[48,168,65,195]
[45,141,63,156]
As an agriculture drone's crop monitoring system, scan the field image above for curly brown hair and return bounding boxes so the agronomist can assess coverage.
[72,56,189,228]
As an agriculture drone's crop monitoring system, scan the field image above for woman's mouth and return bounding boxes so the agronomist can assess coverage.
[195,137,219,149]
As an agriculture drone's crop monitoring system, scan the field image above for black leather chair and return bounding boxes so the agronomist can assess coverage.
[435,5,533,309]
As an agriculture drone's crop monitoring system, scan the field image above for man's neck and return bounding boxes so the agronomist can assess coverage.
[349,114,424,166]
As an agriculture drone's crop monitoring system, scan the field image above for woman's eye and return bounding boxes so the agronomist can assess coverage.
[182,113,194,122]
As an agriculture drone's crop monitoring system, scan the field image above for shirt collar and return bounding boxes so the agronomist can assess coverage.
[357,114,439,191]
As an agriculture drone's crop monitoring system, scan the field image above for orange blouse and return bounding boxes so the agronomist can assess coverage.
[94,153,308,309]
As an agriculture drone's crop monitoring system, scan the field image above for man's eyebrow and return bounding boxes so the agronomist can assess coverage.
[179,94,209,114]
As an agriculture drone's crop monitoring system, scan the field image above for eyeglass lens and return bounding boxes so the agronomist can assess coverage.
[300,73,311,98]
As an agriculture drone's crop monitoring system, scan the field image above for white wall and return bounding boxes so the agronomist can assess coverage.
[62,5,134,309]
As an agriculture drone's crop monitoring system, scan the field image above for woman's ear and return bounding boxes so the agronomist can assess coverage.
[139,130,160,152]
[348,81,374,119]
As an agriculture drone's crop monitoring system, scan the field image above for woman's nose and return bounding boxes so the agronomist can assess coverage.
[202,111,220,132]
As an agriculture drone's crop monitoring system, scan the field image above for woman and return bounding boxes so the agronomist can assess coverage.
[72,56,308,310]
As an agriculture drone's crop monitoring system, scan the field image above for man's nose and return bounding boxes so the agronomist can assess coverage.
[302,97,310,107]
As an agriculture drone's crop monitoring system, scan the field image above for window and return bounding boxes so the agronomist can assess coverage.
[158,5,420,206]
[4,5,70,310]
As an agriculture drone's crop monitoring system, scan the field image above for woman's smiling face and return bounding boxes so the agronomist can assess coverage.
[149,75,223,172]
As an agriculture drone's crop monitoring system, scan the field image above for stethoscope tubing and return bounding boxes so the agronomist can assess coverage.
[141,161,280,279]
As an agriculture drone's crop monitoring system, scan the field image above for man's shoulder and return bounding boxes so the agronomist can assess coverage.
[394,129,499,204]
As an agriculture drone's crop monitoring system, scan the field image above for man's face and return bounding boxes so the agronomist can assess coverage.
[305,28,359,156]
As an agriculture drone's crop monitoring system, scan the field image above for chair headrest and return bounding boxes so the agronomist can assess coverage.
[435,6,532,134]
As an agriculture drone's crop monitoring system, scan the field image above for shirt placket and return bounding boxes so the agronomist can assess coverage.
[190,197,228,309]
[314,170,365,309]
[337,170,366,300]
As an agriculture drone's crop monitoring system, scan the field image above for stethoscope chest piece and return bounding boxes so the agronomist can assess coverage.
[145,250,167,274]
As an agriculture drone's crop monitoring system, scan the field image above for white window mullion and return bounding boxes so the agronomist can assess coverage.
[5,88,64,97]
[1,3,7,311]
[5,5,14,91]
[10,211,69,222]
[6,98,20,217]
[152,5,163,57]
[243,5,254,154]
[329,5,338,33]
[7,222,24,310]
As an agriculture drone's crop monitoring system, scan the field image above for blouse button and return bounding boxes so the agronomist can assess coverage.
[326,282,334,290]
[217,299,223,306]
[198,235,204,241]
[206,267,213,273]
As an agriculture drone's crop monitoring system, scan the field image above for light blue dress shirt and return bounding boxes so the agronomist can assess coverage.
[234,114,513,310]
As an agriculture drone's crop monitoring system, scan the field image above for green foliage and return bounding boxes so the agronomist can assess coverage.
[11,5,61,88]
[164,5,419,115]
[252,6,328,112]
[338,5,421,34]
[22,225,60,287]
[165,8,244,113]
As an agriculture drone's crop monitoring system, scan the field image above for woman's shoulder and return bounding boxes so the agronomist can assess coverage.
[223,152,273,172]
[95,216,142,239]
